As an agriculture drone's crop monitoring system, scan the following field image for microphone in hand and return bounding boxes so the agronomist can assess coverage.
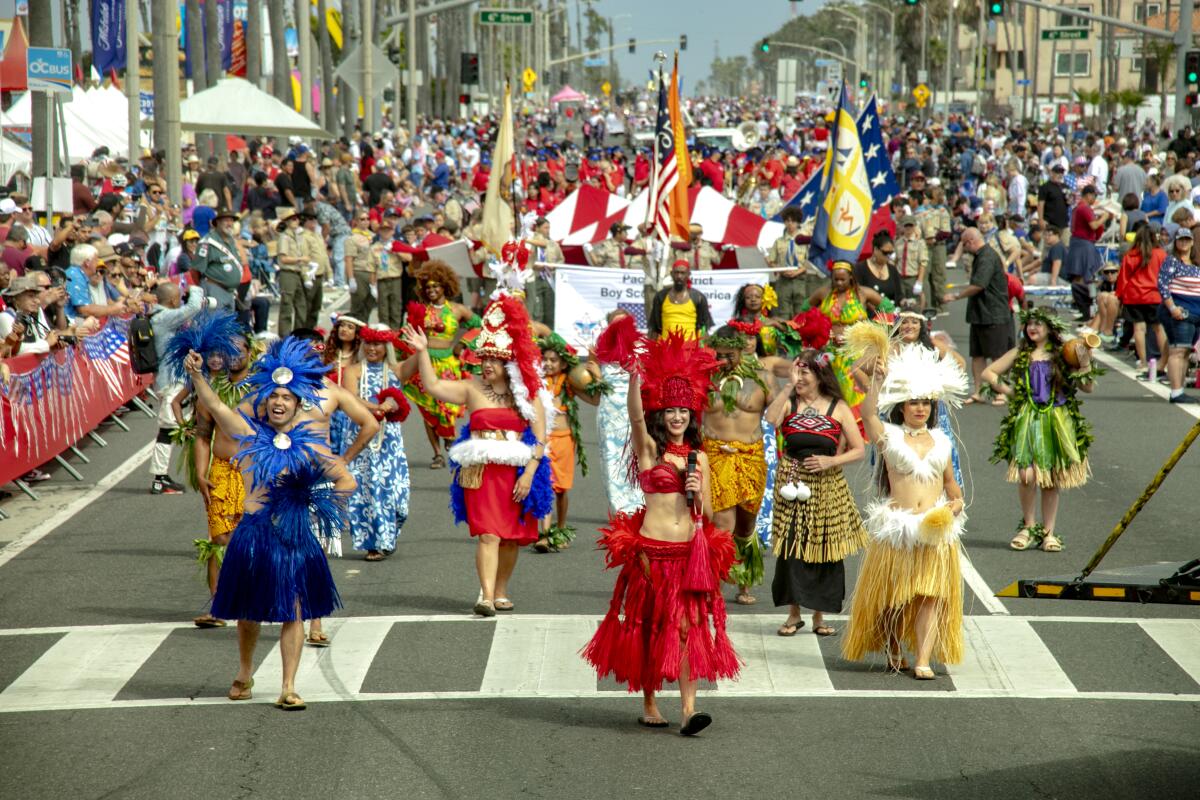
[685,450,698,507]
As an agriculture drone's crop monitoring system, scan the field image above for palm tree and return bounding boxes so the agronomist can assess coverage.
[1141,40,1176,131]
[269,0,291,106]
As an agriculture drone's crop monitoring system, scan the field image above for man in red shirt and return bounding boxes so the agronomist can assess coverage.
[698,149,725,193]
[633,150,651,194]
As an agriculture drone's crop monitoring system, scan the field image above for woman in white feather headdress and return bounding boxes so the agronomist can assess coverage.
[842,343,969,680]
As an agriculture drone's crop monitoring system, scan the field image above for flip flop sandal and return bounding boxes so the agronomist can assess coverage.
[679,712,713,737]
[274,693,307,710]
[430,455,446,470]
[1040,534,1064,552]
[493,598,514,611]
[305,633,331,647]
[638,716,669,728]
[812,624,838,637]
[735,593,758,605]
[913,667,937,681]
[227,678,254,701]
[473,599,496,618]
[777,620,804,637]
[364,551,386,561]
[1010,530,1034,550]
[193,615,226,628]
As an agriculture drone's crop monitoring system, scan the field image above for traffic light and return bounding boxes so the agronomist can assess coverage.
[1186,50,1200,84]
[629,38,636,54]
[459,93,471,106]
[461,52,480,84]
[1186,92,1199,107]
[680,34,688,51]
[859,73,870,90]
[759,39,770,53]
[904,0,919,5]
[988,0,1004,17]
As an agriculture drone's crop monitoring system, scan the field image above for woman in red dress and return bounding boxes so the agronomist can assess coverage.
[583,324,741,736]
[402,295,555,617]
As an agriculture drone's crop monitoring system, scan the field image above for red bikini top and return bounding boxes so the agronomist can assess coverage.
[638,463,686,495]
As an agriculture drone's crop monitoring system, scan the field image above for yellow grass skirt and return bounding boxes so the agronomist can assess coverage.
[770,456,867,564]
[842,504,964,665]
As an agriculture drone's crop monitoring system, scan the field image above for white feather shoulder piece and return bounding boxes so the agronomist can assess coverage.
[879,422,952,483]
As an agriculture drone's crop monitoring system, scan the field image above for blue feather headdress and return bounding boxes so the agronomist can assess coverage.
[162,310,245,379]
[233,414,327,492]
[240,336,329,411]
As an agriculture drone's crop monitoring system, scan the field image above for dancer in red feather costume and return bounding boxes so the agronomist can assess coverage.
[582,327,741,736]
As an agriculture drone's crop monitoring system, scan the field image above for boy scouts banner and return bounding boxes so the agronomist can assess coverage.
[552,265,773,349]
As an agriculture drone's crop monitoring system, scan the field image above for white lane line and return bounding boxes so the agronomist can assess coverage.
[722,615,833,693]
[959,546,1009,615]
[4,613,1194,637]
[0,442,153,570]
[2,688,1196,714]
[1139,619,1200,687]
[1092,349,1200,419]
[478,616,599,694]
[0,626,173,713]
[952,617,1075,694]
[253,617,395,701]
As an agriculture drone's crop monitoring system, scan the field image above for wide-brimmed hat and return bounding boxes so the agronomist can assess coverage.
[1,274,41,297]
[275,207,299,227]
[213,207,238,222]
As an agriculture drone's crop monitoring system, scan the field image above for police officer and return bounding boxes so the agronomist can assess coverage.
[195,208,243,311]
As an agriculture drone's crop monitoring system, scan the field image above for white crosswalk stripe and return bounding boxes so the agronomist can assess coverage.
[0,615,1196,713]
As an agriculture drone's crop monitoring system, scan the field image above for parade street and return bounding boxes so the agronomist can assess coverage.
[0,301,1197,800]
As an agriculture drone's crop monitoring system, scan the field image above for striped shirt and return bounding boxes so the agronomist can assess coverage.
[1157,256,1200,300]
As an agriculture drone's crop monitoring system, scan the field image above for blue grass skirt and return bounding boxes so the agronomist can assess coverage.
[211,508,342,622]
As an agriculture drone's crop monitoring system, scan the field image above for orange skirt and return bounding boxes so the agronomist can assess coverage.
[548,428,575,492]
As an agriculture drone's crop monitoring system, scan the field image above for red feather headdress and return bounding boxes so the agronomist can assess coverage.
[637,331,720,418]
[476,294,549,424]
[594,313,645,371]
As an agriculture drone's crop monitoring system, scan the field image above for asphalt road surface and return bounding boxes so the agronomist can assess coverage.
[1,277,1197,800]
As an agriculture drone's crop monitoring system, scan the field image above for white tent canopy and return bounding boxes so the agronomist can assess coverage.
[3,87,143,160]
[174,78,334,139]
[0,137,32,182]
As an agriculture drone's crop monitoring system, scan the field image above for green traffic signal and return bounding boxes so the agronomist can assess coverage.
[988,0,1004,15]
[760,39,770,53]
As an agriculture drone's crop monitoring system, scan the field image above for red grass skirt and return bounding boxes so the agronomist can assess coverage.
[582,510,742,692]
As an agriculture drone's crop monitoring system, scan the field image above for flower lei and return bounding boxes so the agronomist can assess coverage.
[710,354,770,415]
[547,372,589,476]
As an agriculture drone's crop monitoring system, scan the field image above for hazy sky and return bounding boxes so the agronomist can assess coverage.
[587,0,812,92]
[0,0,815,92]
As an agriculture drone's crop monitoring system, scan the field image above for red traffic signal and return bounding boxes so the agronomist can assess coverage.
[459,93,471,105]
[1186,92,1199,107]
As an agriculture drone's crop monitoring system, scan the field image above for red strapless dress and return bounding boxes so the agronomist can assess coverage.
[582,464,742,692]
[463,408,540,546]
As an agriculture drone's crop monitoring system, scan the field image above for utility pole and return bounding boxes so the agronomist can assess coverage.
[126,0,140,163]
[407,0,418,137]
[943,1,954,111]
[185,0,208,159]
[1176,0,1195,133]
[973,0,984,121]
[204,0,226,159]
[247,0,264,89]
[362,0,375,133]
[152,0,182,204]
[29,0,55,180]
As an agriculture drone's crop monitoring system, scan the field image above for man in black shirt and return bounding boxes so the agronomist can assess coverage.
[362,161,397,208]
[273,160,296,209]
[195,156,232,209]
[291,147,315,208]
[944,227,1012,403]
[1037,164,1070,234]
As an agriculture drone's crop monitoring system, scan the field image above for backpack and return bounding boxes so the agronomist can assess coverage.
[971,152,988,177]
[129,313,158,374]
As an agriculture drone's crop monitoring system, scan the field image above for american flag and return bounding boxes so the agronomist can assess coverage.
[81,319,131,396]
[648,70,677,244]
[856,95,901,207]
[617,301,648,330]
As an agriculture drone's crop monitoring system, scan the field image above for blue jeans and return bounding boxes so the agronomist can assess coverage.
[330,232,348,286]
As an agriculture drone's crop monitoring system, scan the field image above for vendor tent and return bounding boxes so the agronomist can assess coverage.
[0,137,32,182]
[551,85,585,104]
[174,78,333,139]
[0,17,29,93]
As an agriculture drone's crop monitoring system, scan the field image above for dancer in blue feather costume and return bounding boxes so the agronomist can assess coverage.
[182,343,356,711]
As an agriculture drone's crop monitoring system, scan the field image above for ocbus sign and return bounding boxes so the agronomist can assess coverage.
[27,47,73,94]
